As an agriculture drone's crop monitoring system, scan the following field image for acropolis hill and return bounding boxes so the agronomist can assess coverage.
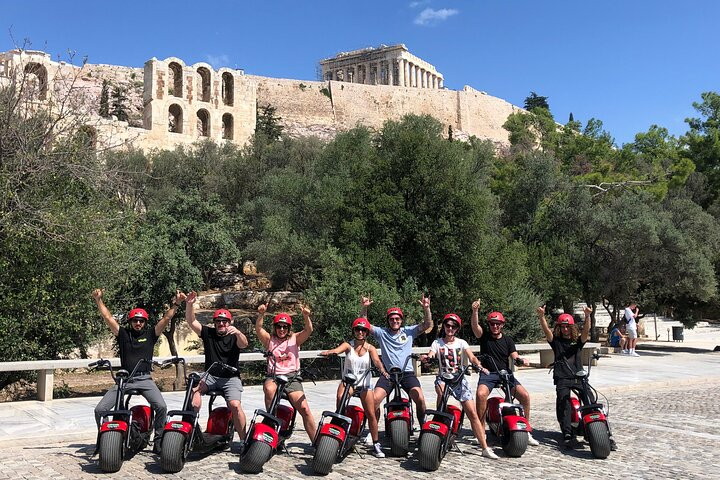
[0,44,523,151]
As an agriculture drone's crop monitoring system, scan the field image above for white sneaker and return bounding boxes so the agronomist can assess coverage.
[365,432,373,446]
[622,349,629,355]
[482,447,499,459]
[372,442,385,458]
[527,434,539,446]
[631,351,640,357]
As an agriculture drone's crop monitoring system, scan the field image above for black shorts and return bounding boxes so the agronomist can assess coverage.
[477,371,522,391]
[375,371,422,396]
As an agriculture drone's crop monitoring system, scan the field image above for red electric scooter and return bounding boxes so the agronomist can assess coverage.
[384,353,419,457]
[90,358,155,473]
[417,364,473,471]
[311,362,374,475]
[159,358,237,473]
[239,351,316,473]
[482,355,531,457]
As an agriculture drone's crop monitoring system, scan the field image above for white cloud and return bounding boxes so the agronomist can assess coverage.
[205,54,230,69]
[414,7,459,26]
[409,1,430,8]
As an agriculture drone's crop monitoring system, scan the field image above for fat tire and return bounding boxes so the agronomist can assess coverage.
[98,430,124,473]
[501,430,528,457]
[311,435,340,475]
[240,441,273,474]
[160,431,187,473]
[389,420,410,457]
[586,421,611,459]
[418,433,443,471]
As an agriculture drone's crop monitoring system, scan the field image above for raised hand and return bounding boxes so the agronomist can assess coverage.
[92,288,103,301]
[419,293,431,309]
[472,299,481,311]
[536,305,546,316]
[258,303,268,315]
[186,291,197,305]
[361,295,373,308]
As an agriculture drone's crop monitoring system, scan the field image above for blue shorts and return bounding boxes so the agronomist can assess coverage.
[477,371,521,391]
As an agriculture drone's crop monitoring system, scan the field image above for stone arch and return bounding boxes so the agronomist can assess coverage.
[24,62,48,100]
[196,66,211,102]
[196,108,210,137]
[168,62,183,98]
[222,72,234,106]
[168,104,183,133]
[222,113,233,140]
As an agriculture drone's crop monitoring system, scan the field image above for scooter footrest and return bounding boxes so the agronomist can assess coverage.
[167,409,197,417]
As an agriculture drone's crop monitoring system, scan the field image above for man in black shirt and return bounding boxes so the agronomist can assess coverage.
[538,304,616,450]
[93,288,185,453]
[185,291,248,440]
[471,300,539,446]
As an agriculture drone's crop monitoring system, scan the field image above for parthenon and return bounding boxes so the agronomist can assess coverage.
[319,44,444,89]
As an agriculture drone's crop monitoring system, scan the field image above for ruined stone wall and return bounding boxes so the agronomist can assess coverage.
[253,76,519,145]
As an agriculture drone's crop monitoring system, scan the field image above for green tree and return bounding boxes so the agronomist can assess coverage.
[110,85,129,122]
[255,103,284,141]
[99,79,110,118]
[683,91,720,208]
[524,91,550,112]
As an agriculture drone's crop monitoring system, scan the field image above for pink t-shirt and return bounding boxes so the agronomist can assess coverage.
[267,334,300,375]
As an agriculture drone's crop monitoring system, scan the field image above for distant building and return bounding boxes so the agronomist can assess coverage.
[319,44,444,89]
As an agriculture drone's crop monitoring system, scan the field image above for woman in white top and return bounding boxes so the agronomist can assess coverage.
[320,317,387,458]
[425,313,498,460]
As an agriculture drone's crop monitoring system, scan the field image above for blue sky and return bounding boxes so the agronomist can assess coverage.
[3,0,718,145]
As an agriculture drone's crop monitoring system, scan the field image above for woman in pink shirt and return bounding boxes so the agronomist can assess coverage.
[255,303,316,441]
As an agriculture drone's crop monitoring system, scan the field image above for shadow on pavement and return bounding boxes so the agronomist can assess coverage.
[638,345,715,354]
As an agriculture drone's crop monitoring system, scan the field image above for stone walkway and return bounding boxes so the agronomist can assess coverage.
[0,345,718,479]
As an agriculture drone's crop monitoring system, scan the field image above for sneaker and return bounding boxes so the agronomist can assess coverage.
[481,447,499,459]
[527,434,539,446]
[372,442,385,458]
[365,432,373,447]
[622,349,629,355]
[152,437,162,454]
[563,435,582,449]
[631,351,640,357]
[609,437,618,451]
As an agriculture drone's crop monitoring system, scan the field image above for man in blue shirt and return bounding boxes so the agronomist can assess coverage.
[360,294,433,429]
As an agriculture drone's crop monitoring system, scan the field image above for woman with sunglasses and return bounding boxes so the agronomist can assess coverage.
[320,318,388,458]
[425,313,498,459]
[255,303,317,441]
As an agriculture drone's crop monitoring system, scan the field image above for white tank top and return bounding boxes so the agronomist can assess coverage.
[343,341,372,389]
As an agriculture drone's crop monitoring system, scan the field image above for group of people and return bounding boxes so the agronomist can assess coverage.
[608,303,641,356]
[92,288,614,459]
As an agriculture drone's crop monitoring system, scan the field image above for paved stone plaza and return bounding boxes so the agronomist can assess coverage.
[0,348,719,479]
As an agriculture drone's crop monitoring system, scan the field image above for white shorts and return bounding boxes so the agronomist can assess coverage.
[626,328,638,339]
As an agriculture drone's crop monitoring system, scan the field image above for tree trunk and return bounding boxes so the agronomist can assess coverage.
[162,319,184,390]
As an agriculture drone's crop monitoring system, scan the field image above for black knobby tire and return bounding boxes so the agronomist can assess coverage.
[311,435,340,475]
[418,433,443,471]
[501,429,528,458]
[389,420,410,457]
[586,421,611,459]
[98,430,124,473]
[240,441,273,474]
[160,431,188,473]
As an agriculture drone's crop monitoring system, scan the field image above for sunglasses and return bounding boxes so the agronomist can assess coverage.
[275,324,290,330]
[131,318,146,324]
[489,322,503,327]
[214,319,230,324]
[444,323,459,330]
[353,327,368,333]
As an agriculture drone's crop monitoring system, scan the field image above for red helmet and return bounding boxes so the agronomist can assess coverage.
[129,308,148,320]
[273,313,293,326]
[386,307,404,320]
[558,313,575,325]
[443,313,462,328]
[213,309,232,320]
[487,311,505,323]
[352,318,371,330]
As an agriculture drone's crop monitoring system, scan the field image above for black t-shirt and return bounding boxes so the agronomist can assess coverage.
[117,326,158,373]
[200,325,241,378]
[479,332,516,372]
[549,337,586,382]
